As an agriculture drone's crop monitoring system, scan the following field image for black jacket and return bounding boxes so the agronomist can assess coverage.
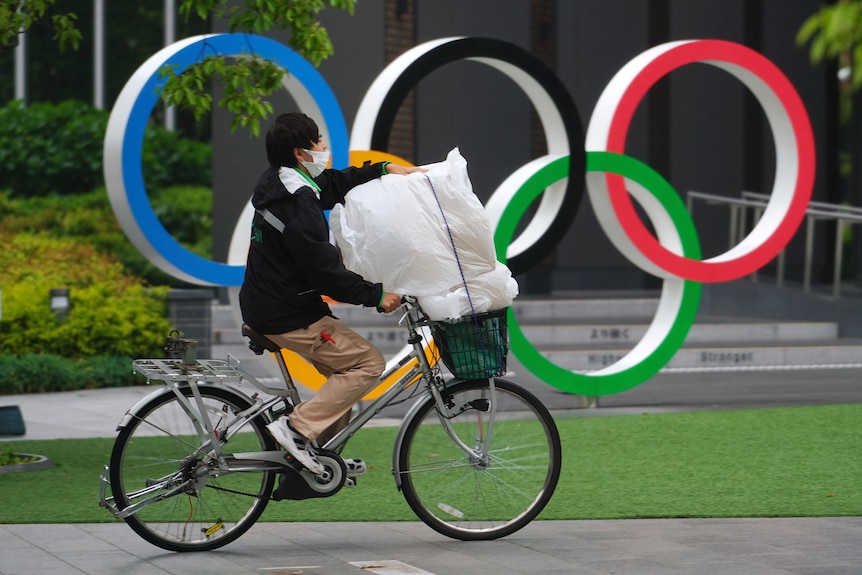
[239,163,387,334]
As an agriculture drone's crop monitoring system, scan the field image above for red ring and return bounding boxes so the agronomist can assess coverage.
[604,40,815,282]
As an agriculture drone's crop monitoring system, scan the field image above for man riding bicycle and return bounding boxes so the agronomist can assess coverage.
[239,112,426,477]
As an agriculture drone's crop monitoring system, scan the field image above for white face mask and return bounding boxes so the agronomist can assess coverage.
[300,148,331,178]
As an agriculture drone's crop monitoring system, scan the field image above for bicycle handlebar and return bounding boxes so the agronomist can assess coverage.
[376,294,416,314]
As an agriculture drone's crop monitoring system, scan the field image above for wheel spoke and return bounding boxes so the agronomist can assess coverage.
[398,378,561,540]
[109,387,275,552]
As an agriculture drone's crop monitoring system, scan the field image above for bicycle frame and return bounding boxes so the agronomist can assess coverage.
[322,298,497,467]
[100,297,498,519]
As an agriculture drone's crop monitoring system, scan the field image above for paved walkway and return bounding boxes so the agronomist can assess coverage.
[2,517,861,575]
[1,363,861,574]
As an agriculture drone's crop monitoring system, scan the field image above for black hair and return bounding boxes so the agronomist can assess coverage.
[265,113,320,167]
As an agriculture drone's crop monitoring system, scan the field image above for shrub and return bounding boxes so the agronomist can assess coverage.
[142,128,213,190]
[0,354,75,394]
[77,356,144,390]
[0,232,171,359]
[0,100,211,197]
[0,187,212,287]
[0,100,108,196]
[0,355,143,395]
[149,185,213,256]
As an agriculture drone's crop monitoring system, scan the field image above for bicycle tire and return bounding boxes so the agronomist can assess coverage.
[397,378,561,540]
[109,385,277,552]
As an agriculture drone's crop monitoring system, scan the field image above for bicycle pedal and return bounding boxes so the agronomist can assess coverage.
[343,458,367,477]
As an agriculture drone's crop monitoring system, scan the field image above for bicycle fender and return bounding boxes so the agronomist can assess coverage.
[392,377,511,489]
[391,391,434,491]
[114,383,257,431]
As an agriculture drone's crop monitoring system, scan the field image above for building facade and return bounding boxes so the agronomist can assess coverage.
[212,0,841,295]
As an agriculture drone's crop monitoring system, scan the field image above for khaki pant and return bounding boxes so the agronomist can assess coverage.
[266,315,385,445]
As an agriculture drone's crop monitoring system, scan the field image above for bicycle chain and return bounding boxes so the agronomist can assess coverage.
[206,482,278,501]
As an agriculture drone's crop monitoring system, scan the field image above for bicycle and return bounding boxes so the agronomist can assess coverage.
[98,296,562,552]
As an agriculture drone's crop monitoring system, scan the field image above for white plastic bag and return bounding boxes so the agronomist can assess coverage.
[330,148,518,320]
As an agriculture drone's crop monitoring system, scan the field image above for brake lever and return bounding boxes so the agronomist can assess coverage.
[397,296,417,327]
[398,307,410,327]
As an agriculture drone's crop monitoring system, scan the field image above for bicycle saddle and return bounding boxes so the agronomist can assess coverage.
[242,323,281,355]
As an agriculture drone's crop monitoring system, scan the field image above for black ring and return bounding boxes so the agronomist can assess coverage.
[368,37,585,276]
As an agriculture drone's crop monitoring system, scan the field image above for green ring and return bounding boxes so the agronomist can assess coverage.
[494,151,702,395]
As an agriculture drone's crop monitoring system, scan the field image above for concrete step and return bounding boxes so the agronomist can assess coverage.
[212,298,666,331]
[211,298,861,371]
[215,338,862,377]
[543,341,862,372]
[519,320,838,347]
[217,321,840,354]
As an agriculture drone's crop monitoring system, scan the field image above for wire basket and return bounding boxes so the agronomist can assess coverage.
[431,308,509,379]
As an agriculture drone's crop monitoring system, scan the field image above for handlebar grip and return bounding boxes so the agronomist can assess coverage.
[378,295,413,313]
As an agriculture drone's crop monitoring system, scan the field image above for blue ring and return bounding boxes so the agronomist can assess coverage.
[121,33,348,286]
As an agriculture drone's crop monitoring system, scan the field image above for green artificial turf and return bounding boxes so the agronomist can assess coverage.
[0,404,859,524]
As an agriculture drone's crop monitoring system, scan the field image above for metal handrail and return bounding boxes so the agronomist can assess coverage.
[687,190,862,297]
[741,191,862,217]
[685,191,768,249]
[685,191,785,287]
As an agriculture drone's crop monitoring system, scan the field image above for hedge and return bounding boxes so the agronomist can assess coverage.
[0,355,144,395]
[0,99,211,197]
[0,186,212,288]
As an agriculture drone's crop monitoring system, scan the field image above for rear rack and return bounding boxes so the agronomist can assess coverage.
[133,358,244,384]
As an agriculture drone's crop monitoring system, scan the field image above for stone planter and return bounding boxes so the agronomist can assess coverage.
[0,453,54,474]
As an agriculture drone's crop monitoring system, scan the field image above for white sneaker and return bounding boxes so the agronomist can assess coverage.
[343,458,367,477]
[266,417,325,475]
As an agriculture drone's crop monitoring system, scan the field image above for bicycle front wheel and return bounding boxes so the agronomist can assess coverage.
[109,385,277,552]
[397,378,561,540]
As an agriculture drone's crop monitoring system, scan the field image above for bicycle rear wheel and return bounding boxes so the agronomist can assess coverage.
[397,378,561,540]
[109,385,277,552]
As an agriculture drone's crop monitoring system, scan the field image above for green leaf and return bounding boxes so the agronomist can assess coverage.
[161,0,352,135]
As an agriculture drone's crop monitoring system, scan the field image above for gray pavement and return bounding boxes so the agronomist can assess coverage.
[1,361,861,574]
[2,517,861,575]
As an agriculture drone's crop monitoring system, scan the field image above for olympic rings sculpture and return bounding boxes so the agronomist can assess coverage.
[104,34,815,396]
